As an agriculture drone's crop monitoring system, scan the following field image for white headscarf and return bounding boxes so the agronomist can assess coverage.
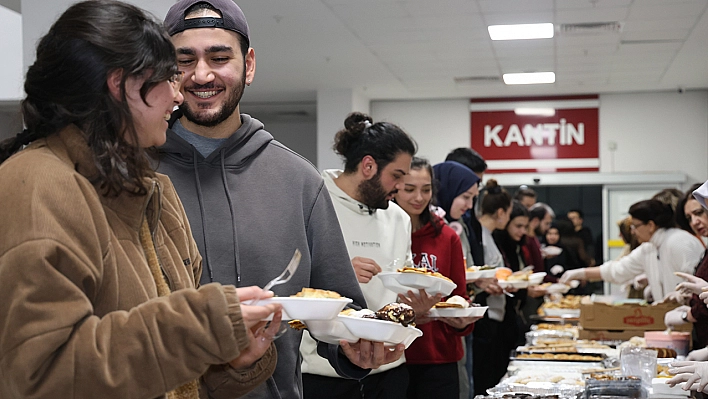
[693,180,708,210]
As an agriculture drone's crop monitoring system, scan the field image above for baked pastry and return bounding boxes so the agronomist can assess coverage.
[647,347,677,358]
[434,295,469,308]
[291,287,341,298]
[397,267,454,283]
[375,303,416,327]
[288,320,307,330]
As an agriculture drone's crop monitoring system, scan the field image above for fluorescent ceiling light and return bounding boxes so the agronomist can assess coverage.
[488,23,554,40]
[503,72,556,85]
[514,108,556,116]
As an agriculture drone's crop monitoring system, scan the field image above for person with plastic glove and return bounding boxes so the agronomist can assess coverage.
[687,347,708,361]
[558,267,591,285]
[559,199,703,301]
[668,360,708,392]
[664,305,693,328]
[676,272,708,295]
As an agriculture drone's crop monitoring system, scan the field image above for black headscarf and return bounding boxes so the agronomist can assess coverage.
[432,161,481,223]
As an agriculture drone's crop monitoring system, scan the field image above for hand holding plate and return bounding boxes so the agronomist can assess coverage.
[340,339,404,370]
[397,289,441,315]
[237,286,281,329]
[228,309,283,370]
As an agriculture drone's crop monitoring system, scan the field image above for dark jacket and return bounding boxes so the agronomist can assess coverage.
[155,113,368,399]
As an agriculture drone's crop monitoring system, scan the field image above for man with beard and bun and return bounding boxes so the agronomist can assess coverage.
[301,112,430,399]
[157,2,403,399]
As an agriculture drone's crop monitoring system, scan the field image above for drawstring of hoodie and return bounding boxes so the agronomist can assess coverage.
[193,148,215,281]
[221,149,242,284]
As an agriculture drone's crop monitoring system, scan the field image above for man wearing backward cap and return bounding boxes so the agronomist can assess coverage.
[156,1,403,399]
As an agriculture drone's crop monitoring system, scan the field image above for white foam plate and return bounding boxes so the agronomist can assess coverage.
[304,318,359,345]
[541,245,563,257]
[428,306,488,318]
[338,315,423,348]
[466,269,497,281]
[245,297,352,320]
[652,378,689,397]
[545,283,571,294]
[542,308,580,317]
[378,271,457,296]
[528,272,547,286]
[499,280,529,289]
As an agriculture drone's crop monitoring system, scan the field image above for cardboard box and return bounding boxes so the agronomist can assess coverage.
[579,298,691,331]
[579,328,646,341]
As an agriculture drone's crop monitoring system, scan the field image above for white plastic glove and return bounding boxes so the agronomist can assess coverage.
[699,289,708,307]
[632,273,648,290]
[688,347,708,362]
[675,272,708,295]
[663,290,692,306]
[664,305,691,327]
[668,361,708,392]
[559,268,586,285]
[549,265,565,276]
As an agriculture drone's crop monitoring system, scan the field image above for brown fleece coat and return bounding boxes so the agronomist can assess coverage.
[0,126,276,398]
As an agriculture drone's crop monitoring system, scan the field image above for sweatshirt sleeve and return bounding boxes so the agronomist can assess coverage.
[0,239,247,399]
[304,183,371,378]
[599,243,648,284]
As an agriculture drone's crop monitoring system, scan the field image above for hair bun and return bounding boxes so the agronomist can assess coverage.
[485,179,502,194]
[343,112,373,131]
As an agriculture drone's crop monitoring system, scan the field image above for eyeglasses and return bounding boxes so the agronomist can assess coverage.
[630,222,644,230]
[168,71,185,85]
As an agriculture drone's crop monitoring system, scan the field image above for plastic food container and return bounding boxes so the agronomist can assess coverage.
[644,331,690,357]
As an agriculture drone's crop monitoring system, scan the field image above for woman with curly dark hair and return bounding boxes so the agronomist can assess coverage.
[0,2,281,398]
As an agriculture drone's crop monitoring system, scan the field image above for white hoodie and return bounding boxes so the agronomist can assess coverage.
[300,169,413,377]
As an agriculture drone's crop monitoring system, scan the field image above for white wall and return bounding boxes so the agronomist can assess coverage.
[599,91,708,186]
[261,120,317,165]
[371,99,471,165]
[371,92,708,188]
[0,5,22,101]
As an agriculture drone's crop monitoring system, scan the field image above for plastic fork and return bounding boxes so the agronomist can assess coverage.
[263,249,302,292]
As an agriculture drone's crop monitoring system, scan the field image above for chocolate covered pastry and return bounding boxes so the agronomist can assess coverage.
[374,303,416,327]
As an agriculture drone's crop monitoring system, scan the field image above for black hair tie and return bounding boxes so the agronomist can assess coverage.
[488,186,502,194]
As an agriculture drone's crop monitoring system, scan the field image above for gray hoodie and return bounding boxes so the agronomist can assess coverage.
[155,113,368,399]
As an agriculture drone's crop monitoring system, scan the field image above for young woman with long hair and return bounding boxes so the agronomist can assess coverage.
[0,2,280,398]
[394,159,479,398]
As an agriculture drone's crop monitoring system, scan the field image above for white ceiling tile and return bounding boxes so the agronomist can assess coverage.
[327,2,409,21]
[617,41,683,53]
[622,17,697,31]
[556,0,633,10]
[622,30,689,41]
[477,0,554,13]
[401,0,480,17]
[555,7,630,24]
[483,12,555,25]
[628,2,708,20]
[497,57,555,71]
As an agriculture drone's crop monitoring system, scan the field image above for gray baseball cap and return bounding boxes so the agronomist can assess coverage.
[164,0,249,45]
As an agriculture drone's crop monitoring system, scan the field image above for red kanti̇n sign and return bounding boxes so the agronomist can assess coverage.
[470,97,599,173]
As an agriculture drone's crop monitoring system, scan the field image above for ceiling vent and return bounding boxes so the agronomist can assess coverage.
[454,76,501,85]
[557,21,622,35]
